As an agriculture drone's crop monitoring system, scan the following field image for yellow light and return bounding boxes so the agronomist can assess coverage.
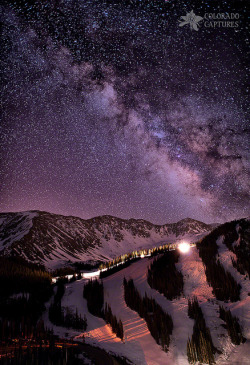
[178,242,190,253]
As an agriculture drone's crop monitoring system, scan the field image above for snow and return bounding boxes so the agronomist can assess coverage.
[216,235,250,364]
[44,252,196,365]
[0,211,38,250]
[43,242,250,365]
[179,244,250,365]
[103,257,194,365]
[43,278,145,365]
[82,270,100,279]
[103,260,170,365]
[58,232,202,270]
[178,247,228,354]
[0,209,210,269]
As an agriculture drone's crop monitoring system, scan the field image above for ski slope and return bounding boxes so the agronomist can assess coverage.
[43,243,250,365]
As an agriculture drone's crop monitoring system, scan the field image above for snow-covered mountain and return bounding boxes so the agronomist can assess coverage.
[0,210,213,268]
[43,217,250,365]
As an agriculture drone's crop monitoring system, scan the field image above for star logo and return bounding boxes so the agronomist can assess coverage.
[179,10,203,31]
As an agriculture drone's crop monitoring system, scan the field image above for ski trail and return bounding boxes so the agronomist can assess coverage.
[104,257,194,365]
[103,260,170,365]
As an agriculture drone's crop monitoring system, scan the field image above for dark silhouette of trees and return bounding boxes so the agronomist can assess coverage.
[197,226,241,302]
[219,305,245,345]
[54,280,65,302]
[187,297,216,364]
[99,243,172,271]
[73,261,101,271]
[83,279,104,318]
[147,251,183,300]
[51,266,75,277]
[123,278,173,351]
[49,281,87,330]
[0,257,52,299]
[0,301,47,340]
[206,260,241,302]
[104,304,124,340]
[49,303,87,330]
[150,244,172,257]
[0,341,85,365]
[83,280,124,340]
[0,257,53,342]
[100,258,140,279]
[223,219,250,277]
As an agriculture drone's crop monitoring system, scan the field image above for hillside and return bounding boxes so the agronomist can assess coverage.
[41,217,250,365]
[0,217,249,364]
[0,211,212,269]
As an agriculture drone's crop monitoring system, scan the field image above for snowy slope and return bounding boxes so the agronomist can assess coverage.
[0,210,212,269]
[6,216,246,364]
[215,236,250,364]
[103,258,193,365]
[42,237,250,365]
[0,211,38,250]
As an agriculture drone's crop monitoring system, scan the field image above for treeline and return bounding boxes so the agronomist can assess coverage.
[235,220,250,276]
[0,257,52,298]
[100,258,140,279]
[51,266,76,277]
[0,257,53,342]
[49,305,87,331]
[104,304,124,340]
[83,280,124,340]
[73,261,101,271]
[83,279,104,318]
[187,297,216,364]
[49,282,87,330]
[55,272,82,284]
[197,228,241,302]
[150,244,176,257]
[205,260,240,302]
[99,243,175,271]
[0,342,84,365]
[223,219,250,277]
[123,278,173,351]
[99,253,140,271]
[219,305,245,345]
[0,299,48,340]
[147,251,183,300]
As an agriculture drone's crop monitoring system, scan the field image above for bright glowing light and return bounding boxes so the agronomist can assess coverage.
[82,270,100,278]
[178,242,190,253]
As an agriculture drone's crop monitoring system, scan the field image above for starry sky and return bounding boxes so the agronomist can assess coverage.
[0,0,249,224]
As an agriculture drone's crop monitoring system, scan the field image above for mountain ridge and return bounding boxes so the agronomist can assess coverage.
[0,209,212,226]
[0,210,214,269]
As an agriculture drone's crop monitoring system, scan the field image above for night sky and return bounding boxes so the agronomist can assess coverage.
[1,0,249,224]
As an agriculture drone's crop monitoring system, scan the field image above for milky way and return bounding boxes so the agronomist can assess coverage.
[0,0,249,224]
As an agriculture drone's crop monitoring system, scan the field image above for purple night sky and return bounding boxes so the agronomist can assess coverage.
[0,0,249,224]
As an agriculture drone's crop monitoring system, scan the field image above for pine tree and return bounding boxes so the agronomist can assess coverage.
[219,305,245,345]
[187,298,216,364]
[124,278,173,351]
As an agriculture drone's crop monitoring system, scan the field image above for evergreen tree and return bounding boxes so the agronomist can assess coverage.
[104,303,124,340]
[123,278,173,351]
[197,225,241,302]
[187,297,216,364]
[219,305,245,345]
[147,251,184,300]
[83,279,104,317]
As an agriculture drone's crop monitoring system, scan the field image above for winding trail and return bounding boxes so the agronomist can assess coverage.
[103,260,169,365]
[103,257,194,365]
[43,244,250,365]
